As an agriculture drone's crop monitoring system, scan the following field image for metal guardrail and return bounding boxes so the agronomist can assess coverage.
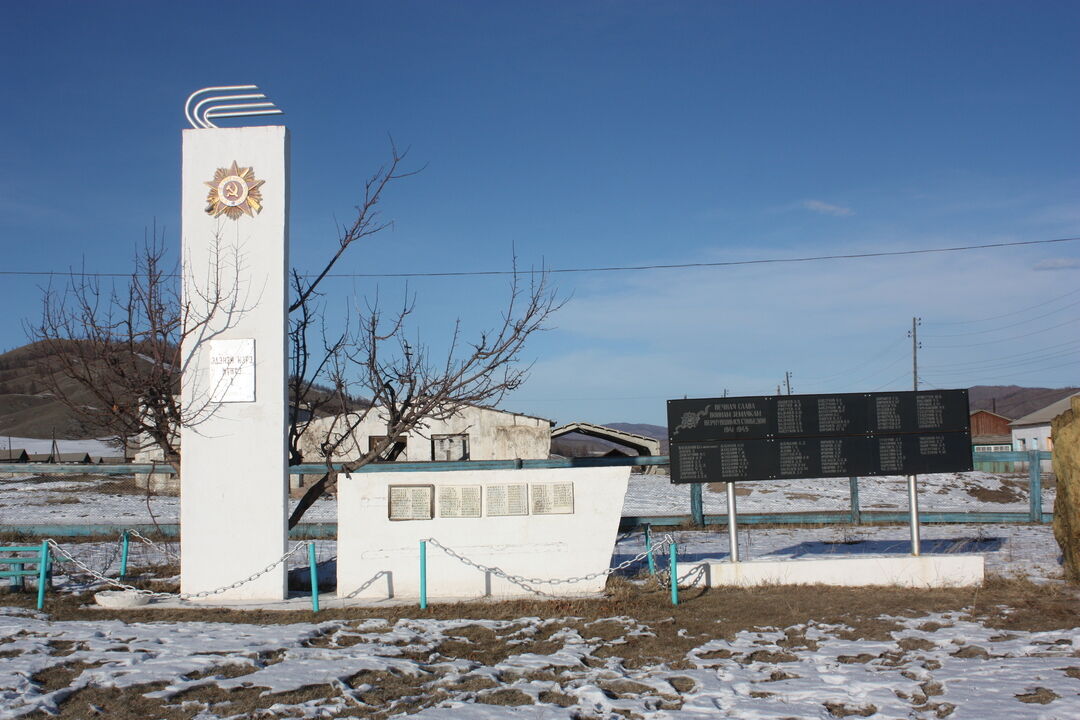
[0,455,671,476]
[0,450,1053,476]
[1,451,1055,537]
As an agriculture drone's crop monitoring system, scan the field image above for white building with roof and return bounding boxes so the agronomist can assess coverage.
[298,404,554,464]
[1009,392,1079,473]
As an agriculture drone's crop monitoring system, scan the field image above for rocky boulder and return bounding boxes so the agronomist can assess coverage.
[1051,395,1080,582]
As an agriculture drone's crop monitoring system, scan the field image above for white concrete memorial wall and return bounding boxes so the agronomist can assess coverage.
[337,467,631,600]
[180,126,290,600]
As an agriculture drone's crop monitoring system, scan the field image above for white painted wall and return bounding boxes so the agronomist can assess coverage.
[300,405,551,463]
[337,467,630,600]
[1010,424,1054,473]
[180,126,289,601]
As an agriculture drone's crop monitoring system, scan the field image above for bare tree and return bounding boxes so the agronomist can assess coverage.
[29,229,244,473]
[32,142,561,528]
[288,262,558,527]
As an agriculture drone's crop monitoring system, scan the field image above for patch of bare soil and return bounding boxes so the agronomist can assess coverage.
[476,688,535,705]
[966,483,1025,504]
[1015,687,1060,704]
[706,483,753,496]
[30,661,105,693]
[824,700,878,717]
[22,682,179,720]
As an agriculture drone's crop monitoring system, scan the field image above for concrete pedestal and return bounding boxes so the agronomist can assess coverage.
[337,467,630,600]
[697,554,984,589]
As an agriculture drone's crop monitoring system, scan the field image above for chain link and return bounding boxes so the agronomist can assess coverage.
[423,534,675,597]
[46,539,307,601]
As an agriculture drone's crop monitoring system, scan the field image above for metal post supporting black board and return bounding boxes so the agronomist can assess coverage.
[848,477,861,525]
[690,483,704,526]
[907,475,921,556]
[727,482,739,563]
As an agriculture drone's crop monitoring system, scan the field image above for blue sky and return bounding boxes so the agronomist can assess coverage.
[2,1,1078,425]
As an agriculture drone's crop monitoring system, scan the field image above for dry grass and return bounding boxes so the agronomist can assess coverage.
[5,572,1075,639]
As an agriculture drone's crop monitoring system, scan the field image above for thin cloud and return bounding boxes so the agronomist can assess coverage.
[799,199,854,217]
[1033,258,1080,271]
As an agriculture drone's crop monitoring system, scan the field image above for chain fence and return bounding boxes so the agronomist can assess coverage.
[422,534,674,597]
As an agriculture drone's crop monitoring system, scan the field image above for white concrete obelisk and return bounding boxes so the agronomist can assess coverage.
[180,124,290,600]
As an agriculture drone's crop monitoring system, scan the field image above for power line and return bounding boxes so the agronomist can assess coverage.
[924,349,1080,377]
[923,285,1080,326]
[799,336,907,385]
[921,358,1080,387]
[921,297,1080,338]
[1,235,1078,280]
[928,315,1080,348]
[921,337,1080,372]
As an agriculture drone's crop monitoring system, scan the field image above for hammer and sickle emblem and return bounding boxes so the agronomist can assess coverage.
[223,180,242,200]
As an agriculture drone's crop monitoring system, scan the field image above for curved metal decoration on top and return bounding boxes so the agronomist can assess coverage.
[184,85,284,129]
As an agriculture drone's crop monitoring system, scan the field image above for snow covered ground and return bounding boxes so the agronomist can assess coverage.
[0,470,1055,527]
[1,605,1077,720]
[1,522,1076,719]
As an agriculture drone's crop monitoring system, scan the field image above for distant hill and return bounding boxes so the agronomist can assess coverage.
[0,340,369,440]
[0,342,108,439]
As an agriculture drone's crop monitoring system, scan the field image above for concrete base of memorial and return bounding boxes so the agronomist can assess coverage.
[697,554,985,588]
[337,466,630,601]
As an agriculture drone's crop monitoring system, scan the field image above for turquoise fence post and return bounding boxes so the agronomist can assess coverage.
[419,540,428,610]
[669,542,678,606]
[1028,450,1042,523]
[119,531,130,579]
[848,477,861,525]
[690,484,704,526]
[308,542,320,613]
[645,524,655,575]
[36,541,48,611]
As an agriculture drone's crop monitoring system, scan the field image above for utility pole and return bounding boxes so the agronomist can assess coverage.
[784,371,793,395]
[908,317,921,391]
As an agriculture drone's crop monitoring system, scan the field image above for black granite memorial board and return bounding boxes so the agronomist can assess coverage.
[668,389,972,483]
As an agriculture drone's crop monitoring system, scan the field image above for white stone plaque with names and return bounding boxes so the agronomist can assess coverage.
[208,338,256,403]
[437,485,482,518]
[530,482,575,515]
[388,485,433,521]
[485,483,529,516]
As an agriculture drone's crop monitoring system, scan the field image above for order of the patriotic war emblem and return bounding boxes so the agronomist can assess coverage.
[204,161,265,219]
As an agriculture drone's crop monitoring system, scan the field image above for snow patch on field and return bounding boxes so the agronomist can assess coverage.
[1,608,1077,719]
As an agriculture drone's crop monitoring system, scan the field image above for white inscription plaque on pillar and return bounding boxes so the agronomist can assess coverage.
[208,339,256,402]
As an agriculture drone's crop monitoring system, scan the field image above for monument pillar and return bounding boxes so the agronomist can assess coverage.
[179,124,290,600]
